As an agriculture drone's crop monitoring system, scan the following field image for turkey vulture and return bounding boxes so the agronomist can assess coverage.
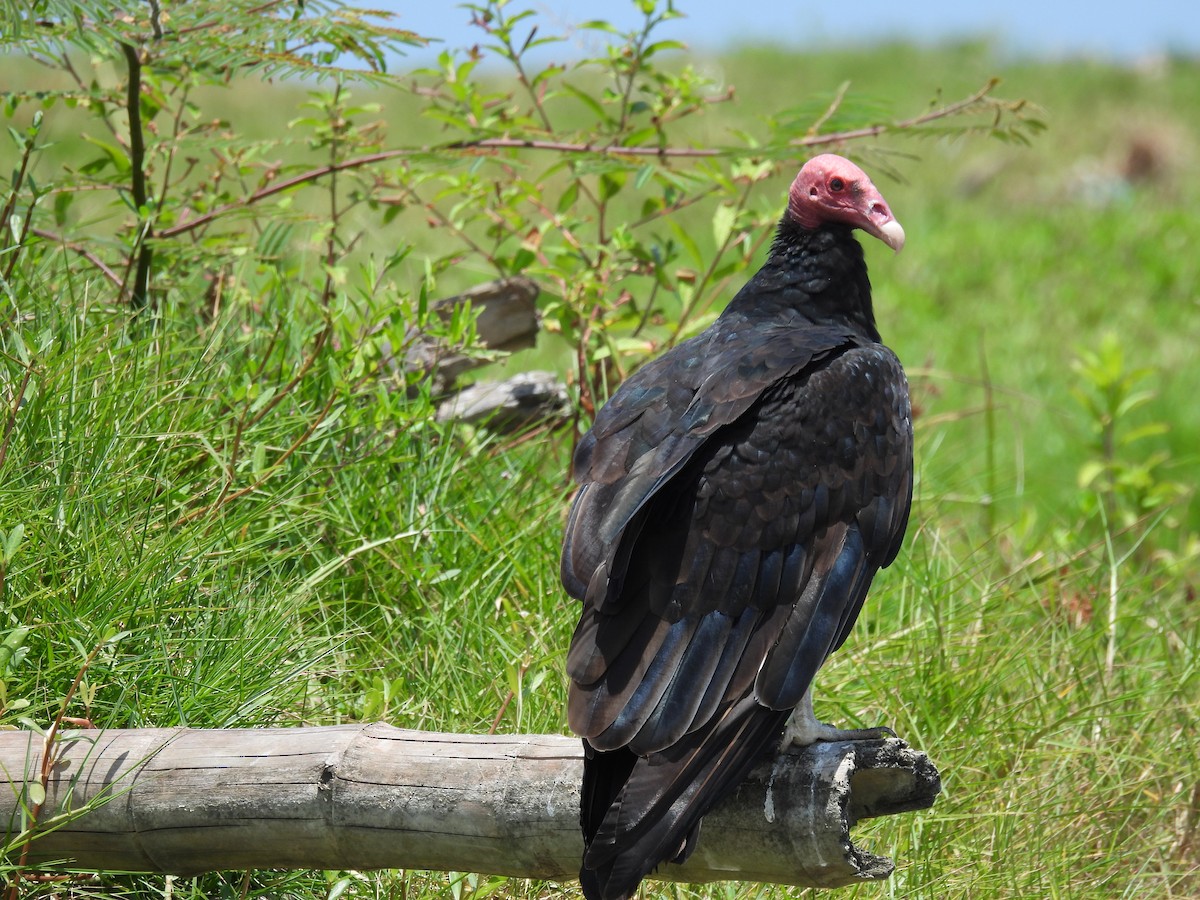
[561,154,913,900]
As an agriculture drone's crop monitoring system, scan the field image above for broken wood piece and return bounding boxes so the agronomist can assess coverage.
[435,370,569,430]
[401,276,541,391]
[0,724,939,888]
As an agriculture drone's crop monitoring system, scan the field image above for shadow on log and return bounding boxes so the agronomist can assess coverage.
[0,725,939,889]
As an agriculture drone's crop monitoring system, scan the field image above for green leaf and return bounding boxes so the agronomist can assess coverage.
[579,19,620,34]
[1119,422,1169,446]
[507,247,535,273]
[634,164,656,190]
[1077,460,1108,490]
[0,627,30,674]
[556,180,579,214]
[668,218,704,269]
[79,135,130,174]
[2,523,24,564]
[623,126,658,147]
[599,171,626,202]
[251,442,268,477]
[248,386,278,416]
[53,189,73,226]
[561,83,613,126]
[1115,390,1155,419]
[531,64,564,89]
[642,39,687,58]
[26,781,46,806]
[711,203,737,248]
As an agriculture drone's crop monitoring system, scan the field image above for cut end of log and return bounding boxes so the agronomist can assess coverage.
[675,736,940,888]
[847,737,943,822]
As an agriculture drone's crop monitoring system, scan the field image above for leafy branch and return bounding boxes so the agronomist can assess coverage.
[2,0,1041,417]
[794,77,1038,147]
[136,76,1022,245]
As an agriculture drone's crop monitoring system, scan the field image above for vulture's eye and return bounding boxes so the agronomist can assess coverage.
[829,177,846,192]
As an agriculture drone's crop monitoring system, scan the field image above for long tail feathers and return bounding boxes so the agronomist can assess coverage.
[579,700,789,900]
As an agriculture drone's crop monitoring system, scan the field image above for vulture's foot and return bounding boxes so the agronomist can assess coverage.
[782,690,895,747]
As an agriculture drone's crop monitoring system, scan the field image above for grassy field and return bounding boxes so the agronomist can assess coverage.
[2,19,1199,900]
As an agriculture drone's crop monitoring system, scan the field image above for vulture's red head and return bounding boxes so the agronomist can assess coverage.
[787,154,905,253]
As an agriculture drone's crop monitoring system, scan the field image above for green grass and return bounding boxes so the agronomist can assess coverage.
[3,31,1199,900]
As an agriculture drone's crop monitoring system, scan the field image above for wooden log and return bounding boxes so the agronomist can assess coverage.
[400,276,541,392]
[386,276,574,433]
[435,370,569,430]
[0,725,939,888]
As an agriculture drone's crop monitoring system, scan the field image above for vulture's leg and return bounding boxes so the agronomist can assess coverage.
[781,689,895,747]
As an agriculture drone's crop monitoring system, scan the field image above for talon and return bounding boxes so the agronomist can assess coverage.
[781,691,896,747]
[854,725,896,741]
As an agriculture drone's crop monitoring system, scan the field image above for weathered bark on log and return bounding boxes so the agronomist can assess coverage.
[435,370,569,430]
[0,725,939,888]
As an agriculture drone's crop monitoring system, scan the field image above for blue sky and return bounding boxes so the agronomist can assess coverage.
[379,0,1200,62]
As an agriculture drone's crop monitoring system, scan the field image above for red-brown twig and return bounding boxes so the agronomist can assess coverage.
[29,229,123,287]
[174,344,337,528]
[792,78,1005,147]
[155,79,1010,242]
[0,365,32,471]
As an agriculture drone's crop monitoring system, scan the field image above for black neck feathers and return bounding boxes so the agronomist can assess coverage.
[723,218,881,343]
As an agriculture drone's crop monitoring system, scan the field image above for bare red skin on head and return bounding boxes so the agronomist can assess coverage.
[786,154,905,252]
